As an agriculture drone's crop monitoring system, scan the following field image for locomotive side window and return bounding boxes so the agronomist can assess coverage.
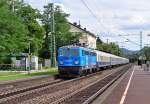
[91,52,96,56]
[85,51,89,55]
[82,50,96,56]
[82,50,85,56]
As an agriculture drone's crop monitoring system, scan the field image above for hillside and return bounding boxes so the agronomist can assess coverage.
[121,48,138,55]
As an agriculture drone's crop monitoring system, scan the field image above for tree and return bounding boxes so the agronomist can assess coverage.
[54,6,80,47]
[140,46,150,61]
[96,37,103,51]
[16,4,44,55]
[96,37,122,56]
[0,1,28,57]
[107,42,122,56]
[40,3,80,59]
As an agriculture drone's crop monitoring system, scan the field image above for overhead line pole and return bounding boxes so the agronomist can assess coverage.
[11,0,23,12]
[140,31,144,64]
[12,0,15,12]
[51,3,56,67]
[44,3,56,67]
[140,31,142,50]
[21,0,24,4]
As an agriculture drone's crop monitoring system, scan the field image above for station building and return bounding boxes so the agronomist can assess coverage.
[69,22,97,49]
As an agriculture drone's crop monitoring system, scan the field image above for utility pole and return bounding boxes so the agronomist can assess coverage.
[107,39,109,44]
[11,0,23,12]
[12,0,15,12]
[44,3,56,67]
[51,4,56,67]
[28,41,31,74]
[140,31,145,64]
[140,31,142,50]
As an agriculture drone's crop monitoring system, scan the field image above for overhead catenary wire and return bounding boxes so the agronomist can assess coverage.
[92,0,140,47]
[80,0,120,38]
[93,0,140,46]
[80,0,111,38]
[80,0,140,47]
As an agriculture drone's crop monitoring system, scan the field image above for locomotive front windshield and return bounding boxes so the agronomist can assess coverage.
[60,49,68,56]
[59,48,79,56]
[70,49,79,56]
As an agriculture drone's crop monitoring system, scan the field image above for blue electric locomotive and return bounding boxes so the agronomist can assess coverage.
[58,46,96,77]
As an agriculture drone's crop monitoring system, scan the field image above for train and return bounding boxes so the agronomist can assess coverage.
[58,46,129,77]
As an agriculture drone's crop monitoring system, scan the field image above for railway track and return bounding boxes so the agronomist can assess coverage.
[0,64,131,104]
[0,79,62,99]
[0,75,61,98]
[0,75,58,92]
[61,65,131,104]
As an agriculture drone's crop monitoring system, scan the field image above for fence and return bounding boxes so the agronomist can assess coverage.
[0,64,29,71]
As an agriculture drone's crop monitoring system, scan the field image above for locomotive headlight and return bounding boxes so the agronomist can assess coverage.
[74,61,79,64]
[60,61,63,64]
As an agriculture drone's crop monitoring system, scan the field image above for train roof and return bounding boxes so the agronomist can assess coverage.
[59,46,129,60]
[95,50,128,60]
[60,45,88,49]
[59,45,95,51]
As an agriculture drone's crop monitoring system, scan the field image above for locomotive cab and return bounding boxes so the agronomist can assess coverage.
[58,46,83,77]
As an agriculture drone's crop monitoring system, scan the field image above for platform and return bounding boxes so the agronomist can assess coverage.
[92,65,150,104]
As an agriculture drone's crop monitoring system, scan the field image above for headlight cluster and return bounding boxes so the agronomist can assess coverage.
[74,60,79,64]
[60,61,63,65]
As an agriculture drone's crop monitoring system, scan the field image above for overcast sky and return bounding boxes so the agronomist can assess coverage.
[25,0,150,50]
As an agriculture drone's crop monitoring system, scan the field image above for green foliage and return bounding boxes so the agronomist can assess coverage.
[124,53,138,62]
[54,6,74,47]
[3,56,12,64]
[0,1,83,64]
[0,1,28,57]
[140,47,150,61]
[0,67,58,81]
[16,5,44,55]
[96,37,122,56]
[96,37,104,50]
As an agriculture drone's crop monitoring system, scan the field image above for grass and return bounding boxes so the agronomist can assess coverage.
[0,68,58,81]
[0,72,21,76]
